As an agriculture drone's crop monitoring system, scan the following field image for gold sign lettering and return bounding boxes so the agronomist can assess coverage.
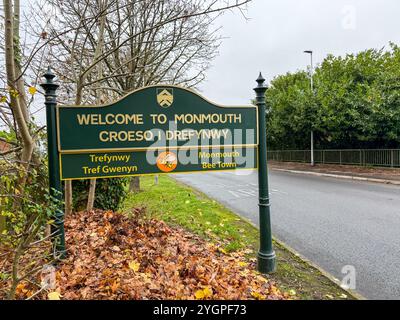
[77,113,144,125]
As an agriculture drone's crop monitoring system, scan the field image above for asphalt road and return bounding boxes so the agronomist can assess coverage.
[173,170,400,300]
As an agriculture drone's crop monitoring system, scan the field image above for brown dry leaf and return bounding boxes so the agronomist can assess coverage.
[15,282,27,294]
[110,280,120,293]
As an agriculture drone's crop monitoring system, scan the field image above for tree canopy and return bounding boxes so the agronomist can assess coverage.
[266,43,400,150]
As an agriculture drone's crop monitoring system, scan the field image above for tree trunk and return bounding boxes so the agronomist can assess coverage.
[13,0,29,122]
[86,179,96,212]
[85,0,108,211]
[129,177,140,193]
[65,180,73,217]
[4,0,34,195]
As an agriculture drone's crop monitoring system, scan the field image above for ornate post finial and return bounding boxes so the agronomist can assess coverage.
[254,72,268,102]
[40,66,59,104]
[43,66,56,84]
[256,72,266,88]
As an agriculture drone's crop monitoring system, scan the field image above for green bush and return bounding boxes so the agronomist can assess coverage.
[72,178,128,212]
[266,43,400,150]
[0,159,60,299]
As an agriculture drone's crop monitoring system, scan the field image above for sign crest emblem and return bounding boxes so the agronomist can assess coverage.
[157,88,174,108]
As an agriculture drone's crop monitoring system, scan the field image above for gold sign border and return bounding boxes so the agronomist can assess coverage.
[56,84,259,154]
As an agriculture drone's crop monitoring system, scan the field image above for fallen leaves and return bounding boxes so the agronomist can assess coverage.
[195,286,213,299]
[48,291,62,300]
[288,289,297,296]
[2,209,290,300]
[128,260,140,272]
[15,283,29,296]
[251,290,266,300]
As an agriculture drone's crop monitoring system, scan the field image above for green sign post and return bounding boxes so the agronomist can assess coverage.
[254,74,276,273]
[40,68,66,259]
[42,69,276,273]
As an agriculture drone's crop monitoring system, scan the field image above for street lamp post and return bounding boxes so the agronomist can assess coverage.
[304,50,315,167]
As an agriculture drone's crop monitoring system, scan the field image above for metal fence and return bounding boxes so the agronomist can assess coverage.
[267,149,400,168]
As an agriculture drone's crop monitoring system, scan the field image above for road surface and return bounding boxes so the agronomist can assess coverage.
[174,170,400,300]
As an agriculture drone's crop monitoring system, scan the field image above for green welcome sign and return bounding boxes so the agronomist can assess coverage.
[57,85,258,180]
[57,86,258,152]
[41,68,276,274]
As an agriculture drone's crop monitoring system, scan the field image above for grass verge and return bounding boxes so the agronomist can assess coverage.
[122,175,356,300]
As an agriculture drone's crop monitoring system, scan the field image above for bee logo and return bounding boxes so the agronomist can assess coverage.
[157,88,174,108]
[156,151,178,173]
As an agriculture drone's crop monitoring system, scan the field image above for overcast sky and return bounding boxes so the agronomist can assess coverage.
[199,0,400,105]
[22,0,400,126]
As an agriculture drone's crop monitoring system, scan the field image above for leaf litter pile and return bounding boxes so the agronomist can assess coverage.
[5,209,291,300]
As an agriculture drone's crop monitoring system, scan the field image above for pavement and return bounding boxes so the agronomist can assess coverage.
[269,161,400,184]
[173,168,400,300]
